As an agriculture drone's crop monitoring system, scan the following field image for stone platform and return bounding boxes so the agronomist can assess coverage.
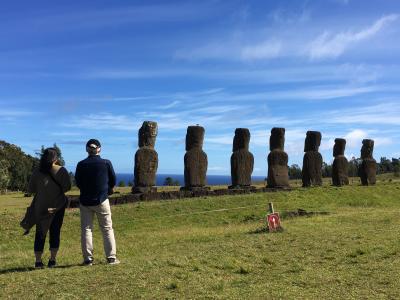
[67,187,293,208]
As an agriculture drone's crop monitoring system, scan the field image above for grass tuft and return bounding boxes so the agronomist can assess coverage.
[236,266,249,275]
[166,282,178,290]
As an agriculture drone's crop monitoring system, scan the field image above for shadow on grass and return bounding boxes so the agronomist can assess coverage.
[248,226,285,234]
[0,263,82,275]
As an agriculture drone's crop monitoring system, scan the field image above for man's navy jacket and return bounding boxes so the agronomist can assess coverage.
[75,155,116,206]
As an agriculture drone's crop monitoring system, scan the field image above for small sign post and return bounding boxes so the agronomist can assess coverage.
[267,202,282,232]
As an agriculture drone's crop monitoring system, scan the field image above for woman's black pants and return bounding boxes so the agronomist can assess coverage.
[34,207,65,252]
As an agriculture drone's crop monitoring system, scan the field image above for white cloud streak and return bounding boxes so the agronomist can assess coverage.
[64,113,139,131]
[175,39,282,61]
[81,63,386,87]
[241,40,282,60]
[309,14,399,59]
[0,109,34,118]
[324,102,400,126]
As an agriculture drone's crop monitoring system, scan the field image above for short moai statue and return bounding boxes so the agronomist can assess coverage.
[181,125,209,191]
[229,128,255,189]
[267,128,290,188]
[359,139,377,185]
[132,121,158,194]
[332,138,349,186]
[302,131,323,187]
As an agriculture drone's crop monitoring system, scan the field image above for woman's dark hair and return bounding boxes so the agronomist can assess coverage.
[39,148,59,174]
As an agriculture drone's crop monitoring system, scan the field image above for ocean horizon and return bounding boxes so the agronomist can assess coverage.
[116,173,266,186]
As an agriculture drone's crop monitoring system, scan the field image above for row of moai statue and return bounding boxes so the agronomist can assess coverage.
[131,121,377,194]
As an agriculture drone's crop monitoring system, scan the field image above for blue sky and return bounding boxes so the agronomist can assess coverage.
[1,0,400,175]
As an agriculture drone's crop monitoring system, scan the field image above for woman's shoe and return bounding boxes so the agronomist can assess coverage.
[47,260,56,268]
[35,261,44,269]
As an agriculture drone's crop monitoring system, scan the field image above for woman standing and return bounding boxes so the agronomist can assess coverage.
[28,148,71,268]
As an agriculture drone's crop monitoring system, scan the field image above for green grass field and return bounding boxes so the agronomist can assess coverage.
[1,176,400,299]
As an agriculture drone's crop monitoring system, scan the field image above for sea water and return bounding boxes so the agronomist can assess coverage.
[116,174,266,186]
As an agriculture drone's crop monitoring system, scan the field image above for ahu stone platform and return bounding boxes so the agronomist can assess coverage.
[67,186,292,208]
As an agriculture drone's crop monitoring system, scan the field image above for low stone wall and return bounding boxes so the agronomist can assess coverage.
[67,187,292,208]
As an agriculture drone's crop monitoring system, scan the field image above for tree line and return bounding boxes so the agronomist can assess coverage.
[0,141,65,193]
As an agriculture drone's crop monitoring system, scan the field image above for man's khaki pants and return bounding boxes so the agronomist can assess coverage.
[80,199,116,261]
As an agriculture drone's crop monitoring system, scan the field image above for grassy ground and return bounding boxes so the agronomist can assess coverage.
[1,176,400,299]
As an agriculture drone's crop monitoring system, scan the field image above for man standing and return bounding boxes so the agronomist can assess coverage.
[75,139,120,265]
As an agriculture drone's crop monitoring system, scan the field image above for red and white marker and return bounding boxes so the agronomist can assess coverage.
[267,212,281,232]
[266,202,282,232]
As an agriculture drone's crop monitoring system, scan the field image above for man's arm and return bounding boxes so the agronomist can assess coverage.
[75,162,82,189]
[106,160,116,188]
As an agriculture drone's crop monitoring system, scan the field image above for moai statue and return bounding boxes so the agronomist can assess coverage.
[267,128,289,188]
[359,139,377,185]
[302,131,323,187]
[132,121,158,194]
[181,125,209,191]
[332,138,349,186]
[229,128,254,189]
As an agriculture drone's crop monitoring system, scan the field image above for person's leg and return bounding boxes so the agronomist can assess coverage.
[80,204,94,262]
[94,199,117,261]
[48,207,66,264]
[34,225,46,267]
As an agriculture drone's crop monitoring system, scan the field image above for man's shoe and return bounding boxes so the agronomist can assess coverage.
[35,261,44,269]
[47,260,56,268]
[107,258,120,265]
[82,259,93,266]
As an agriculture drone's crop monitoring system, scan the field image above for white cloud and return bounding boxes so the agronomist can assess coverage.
[0,109,36,122]
[64,113,139,131]
[344,129,368,148]
[11,3,218,34]
[269,8,310,24]
[79,64,387,88]
[206,135,233,145]
[160,100,181,109]
[240,40,282,60]
[309,14,398,59]
[175,38,282,61]
[326,102,400,125]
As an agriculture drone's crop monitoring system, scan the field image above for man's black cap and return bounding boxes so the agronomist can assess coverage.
[86,139,101,149]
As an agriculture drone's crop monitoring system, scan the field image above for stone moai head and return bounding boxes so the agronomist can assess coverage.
[270,127,285,151]
[361,139,374,159]
[304,131,322,152]
[333,138,346,157]
[186,125,205,151]
[138,121,158,148]
[233,128,250,152]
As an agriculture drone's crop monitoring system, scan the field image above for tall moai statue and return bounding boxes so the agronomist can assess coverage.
[359,139,377,185]
[302,131,323,187]
[229,128,254,189]
[332,138,349,186]
[181,125,209,191]
[132,121,158,194]
[267,128,289,188]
